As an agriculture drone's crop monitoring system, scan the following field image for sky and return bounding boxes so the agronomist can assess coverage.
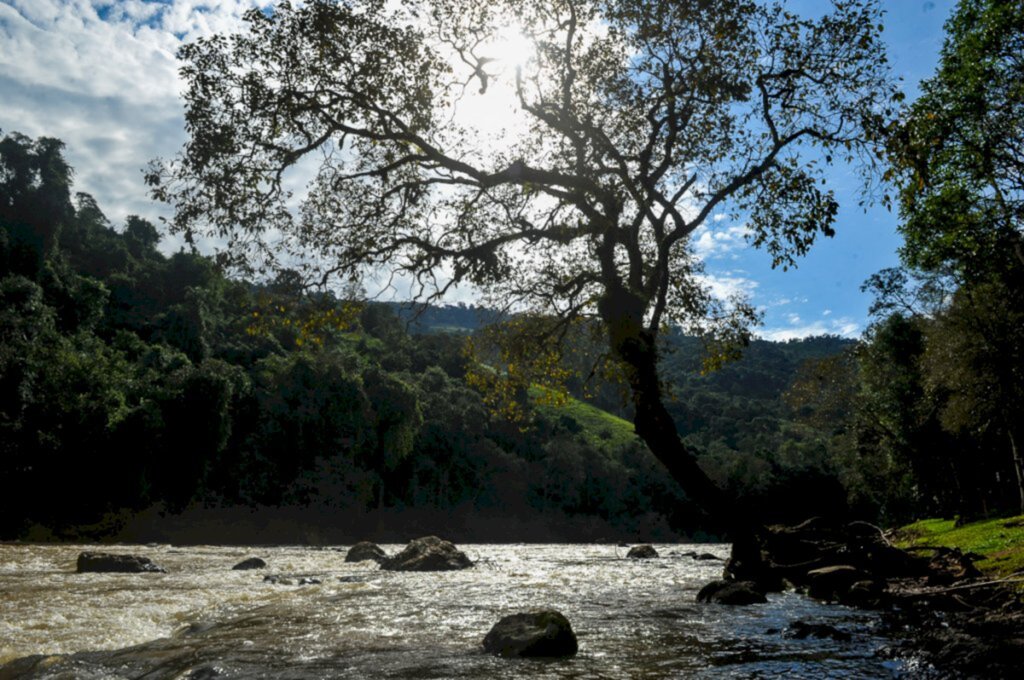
[0,0,959,340]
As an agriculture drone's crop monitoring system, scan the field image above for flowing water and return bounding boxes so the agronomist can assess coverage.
[0,543,912,678]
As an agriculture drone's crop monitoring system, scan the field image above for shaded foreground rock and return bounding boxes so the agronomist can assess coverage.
[483,610,578,658]
[696,580,767,605]
[76,552,167,574]
[232,557,266,570]
[887,606,1024,678]
[380,536,472,571]
[626,544,658,559]
[806,565,869,602]
[345,541,387,564]
[785,620,851,641]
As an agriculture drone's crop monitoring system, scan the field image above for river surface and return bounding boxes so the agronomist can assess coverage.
[0,543,914,678]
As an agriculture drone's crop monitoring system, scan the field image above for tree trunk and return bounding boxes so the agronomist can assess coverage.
[597,289,764,578]
[1009,429,1024,515]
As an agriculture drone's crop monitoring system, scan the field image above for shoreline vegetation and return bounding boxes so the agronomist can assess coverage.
[884,514,1024,676]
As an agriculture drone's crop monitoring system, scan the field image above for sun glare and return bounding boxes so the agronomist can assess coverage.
[449,23,536,138]
[484,25,533,72]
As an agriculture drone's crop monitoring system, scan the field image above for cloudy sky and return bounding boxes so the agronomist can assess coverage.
[0,0,958,340]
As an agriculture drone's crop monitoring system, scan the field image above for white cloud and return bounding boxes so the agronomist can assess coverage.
[691,222,752,259]
[696,272,759,301]
[758,315,861,341]
[0,1,275,229]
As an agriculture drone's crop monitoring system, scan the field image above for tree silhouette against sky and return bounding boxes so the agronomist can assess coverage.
[150,0,897,550]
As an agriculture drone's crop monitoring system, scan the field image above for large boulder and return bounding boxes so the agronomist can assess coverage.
[806,565,869,602]
[345,541,388,564]
[626,544,659,559]
[696,580,767,605]
[76,552,167,574]
[482,610,578,658]
[232,557,266,570]
[380,536,472,571]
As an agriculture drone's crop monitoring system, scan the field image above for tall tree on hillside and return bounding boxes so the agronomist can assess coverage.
[888,0,1023,280]
[883,0,1024,514]
[150,0,896,559]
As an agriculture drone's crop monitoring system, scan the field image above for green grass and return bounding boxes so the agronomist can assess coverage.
[894,514,1024,578]
[529,387,641,455]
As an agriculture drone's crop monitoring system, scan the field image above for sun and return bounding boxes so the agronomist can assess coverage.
[450,23,536,136]
[483,24,534,73]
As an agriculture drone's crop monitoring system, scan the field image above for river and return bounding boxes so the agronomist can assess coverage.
[0,543,915,678]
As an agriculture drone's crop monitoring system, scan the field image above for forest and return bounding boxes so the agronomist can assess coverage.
[0,133,855,541]
[0,124,1019,543]
[2,0,1022,544]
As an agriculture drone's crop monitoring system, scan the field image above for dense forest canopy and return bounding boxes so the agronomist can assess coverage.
[0,129,877,540]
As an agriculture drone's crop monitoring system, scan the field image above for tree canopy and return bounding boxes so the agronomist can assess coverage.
[888,0,1023,281]
[151,0,897,542]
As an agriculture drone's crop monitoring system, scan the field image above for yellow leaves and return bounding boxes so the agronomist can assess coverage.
[463,323,579,424]
[245,296,362,348]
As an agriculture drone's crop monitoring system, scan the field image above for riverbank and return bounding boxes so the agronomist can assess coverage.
[14,504,699,546]
[881,514,1024,677]
[716,515,1024,677]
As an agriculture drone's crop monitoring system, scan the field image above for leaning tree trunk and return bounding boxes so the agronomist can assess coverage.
[1009,428,1024,515]
[597,287,765,579]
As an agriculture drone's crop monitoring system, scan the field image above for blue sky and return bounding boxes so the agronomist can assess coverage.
[0,0,959,340]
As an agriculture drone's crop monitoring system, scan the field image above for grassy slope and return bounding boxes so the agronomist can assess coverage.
[530,387,641,455]
[895,515,1024,578]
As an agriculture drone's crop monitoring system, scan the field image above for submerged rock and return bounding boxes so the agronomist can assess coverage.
[76,552,167,574]
[232,557,267,570]
[262,574,322,586]
[483,610,578,658]
[338,575,367,583]
[696,580,767,605]
[345,541,388,564]
[627,544,659,559]
[263,574,294,585]
[786,620,852,641]
[694,552,722,561]
[380,536,472,571]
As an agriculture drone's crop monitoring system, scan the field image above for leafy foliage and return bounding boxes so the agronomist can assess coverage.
[4,130,903,538]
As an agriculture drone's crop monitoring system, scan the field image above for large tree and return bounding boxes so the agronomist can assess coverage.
[881,0,1024,515]
[888,0,1024,280]
[150,0,896,551]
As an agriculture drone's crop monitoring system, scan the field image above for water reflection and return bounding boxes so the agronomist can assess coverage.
[0,544,906,678]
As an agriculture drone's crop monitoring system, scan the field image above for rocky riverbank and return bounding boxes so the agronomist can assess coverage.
[719,517,1024,677]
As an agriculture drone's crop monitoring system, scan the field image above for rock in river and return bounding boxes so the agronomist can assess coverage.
[76,552,167,574]
[380,536,472,571]
[696,580,767,605]
[806,565,868,602]
[483,610,579,658]
[232,557,267,570]
[786,620,852,641]
[626,544,659,559]
[345,541,388,564]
